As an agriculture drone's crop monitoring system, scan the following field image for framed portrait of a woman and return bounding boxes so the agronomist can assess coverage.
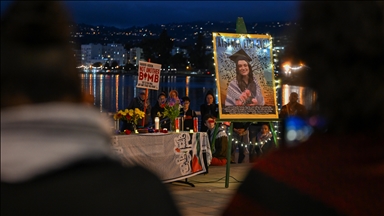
[212,32,279,120]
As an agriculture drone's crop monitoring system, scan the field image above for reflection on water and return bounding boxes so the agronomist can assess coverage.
[80,73,316,116]
[80,73,217,114]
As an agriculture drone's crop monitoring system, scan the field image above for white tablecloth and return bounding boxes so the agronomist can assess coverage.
[111,132,212,183]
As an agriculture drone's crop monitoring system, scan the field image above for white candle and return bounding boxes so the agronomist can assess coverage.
[155,117,159,130]
[189,129,194,133]
[176,129,180,133]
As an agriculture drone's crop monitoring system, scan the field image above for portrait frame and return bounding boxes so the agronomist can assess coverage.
[212,32,279,121]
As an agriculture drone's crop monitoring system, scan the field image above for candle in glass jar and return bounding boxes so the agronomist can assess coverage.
[175,117,179,130]
[193,117,198,132]
[155,117,159,130]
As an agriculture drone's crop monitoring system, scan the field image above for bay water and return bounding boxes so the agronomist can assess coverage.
[80,73,217,115]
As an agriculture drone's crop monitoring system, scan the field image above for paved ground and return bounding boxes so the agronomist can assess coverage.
[166,163,253,216]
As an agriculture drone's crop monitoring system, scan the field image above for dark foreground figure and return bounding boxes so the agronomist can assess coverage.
[1,1,180,215]
[223,1,384,215]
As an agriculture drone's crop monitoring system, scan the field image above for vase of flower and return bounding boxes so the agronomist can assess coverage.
[162,96,181,131]
[169,118,176,131]
[120,121,136,132]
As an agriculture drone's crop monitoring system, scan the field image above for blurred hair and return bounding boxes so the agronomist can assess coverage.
[286,1,384,134]
[203,113,216,122]
[182,96,190,102]
[1,1,82,108]
[235,59,256,92]
[205,90,215,99]
[158,92,166,99]
[169,90,178,97]
[260,123,270,131]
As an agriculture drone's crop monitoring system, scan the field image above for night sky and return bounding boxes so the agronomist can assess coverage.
[1,1,300,29]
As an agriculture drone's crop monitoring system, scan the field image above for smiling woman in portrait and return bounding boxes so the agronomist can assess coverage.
[225,49,264,106]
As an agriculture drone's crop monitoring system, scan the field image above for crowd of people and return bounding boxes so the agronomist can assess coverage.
[2,0,383,215]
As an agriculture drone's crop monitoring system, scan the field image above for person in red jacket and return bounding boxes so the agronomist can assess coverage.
[204,114,228,166]
[223,1,384,215]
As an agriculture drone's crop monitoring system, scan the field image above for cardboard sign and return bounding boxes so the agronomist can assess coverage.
[137,61,162,90]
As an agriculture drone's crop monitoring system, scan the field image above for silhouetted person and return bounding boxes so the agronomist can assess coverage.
[279,92,307,118]
[126,89,151,127]
[223,2,384,215]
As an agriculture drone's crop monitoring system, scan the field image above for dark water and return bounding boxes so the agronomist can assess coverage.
[80,73,217,114]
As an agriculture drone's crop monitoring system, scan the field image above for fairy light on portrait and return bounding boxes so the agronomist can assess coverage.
[212,33,283,144]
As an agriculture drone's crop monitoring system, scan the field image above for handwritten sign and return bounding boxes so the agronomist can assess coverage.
[137,61,162,90]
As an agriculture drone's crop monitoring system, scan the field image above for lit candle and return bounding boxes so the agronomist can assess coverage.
[155,117,159,130]
[176,129,180,133]
[189,129,194,133]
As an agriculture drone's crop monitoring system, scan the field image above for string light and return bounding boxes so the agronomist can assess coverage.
[228,130,276,148]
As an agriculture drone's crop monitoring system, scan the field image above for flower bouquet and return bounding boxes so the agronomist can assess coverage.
[113,108,145,133]
[159,97,182,131]
[235,89,258,106]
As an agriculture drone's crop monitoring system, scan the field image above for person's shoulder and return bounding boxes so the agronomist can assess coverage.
[298,103,306,108]
[217,129,227,138]
[228,79,237,85]
[2,157,180,215]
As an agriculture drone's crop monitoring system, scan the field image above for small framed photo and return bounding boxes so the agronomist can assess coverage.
[212,32,279,120]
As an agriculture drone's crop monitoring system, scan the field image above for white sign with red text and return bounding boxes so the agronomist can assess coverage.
[136,61,162,90]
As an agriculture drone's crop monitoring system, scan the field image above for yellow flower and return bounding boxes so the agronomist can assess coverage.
[113,108,146,125]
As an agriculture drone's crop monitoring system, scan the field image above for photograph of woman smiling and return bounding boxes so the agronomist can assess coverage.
[225,49,265,106]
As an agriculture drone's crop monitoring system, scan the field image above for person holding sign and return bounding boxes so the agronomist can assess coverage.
[225,49,264,106]
[127,89,151,127]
